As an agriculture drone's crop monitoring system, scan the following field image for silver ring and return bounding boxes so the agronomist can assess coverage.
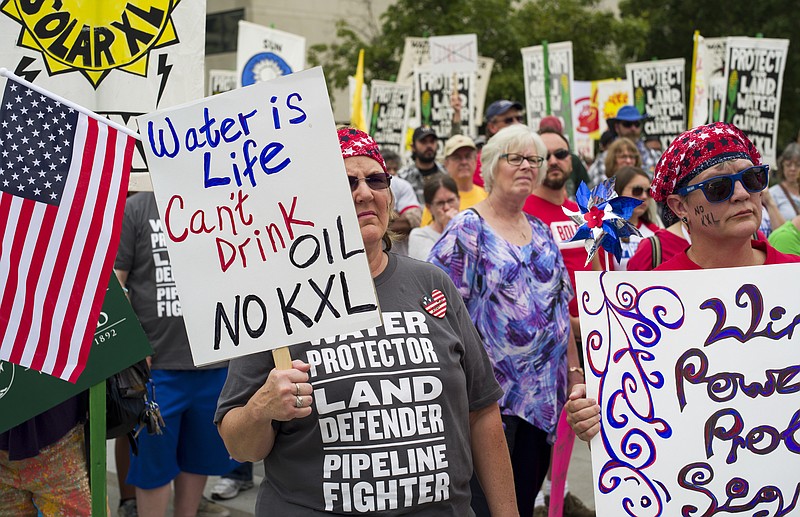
[295,383,301,396]
[295,395,303,408]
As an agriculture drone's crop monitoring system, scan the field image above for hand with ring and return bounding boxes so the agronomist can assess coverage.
[246,359,314,422]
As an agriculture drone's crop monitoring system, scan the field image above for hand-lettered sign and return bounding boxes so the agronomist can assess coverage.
[138,67,381,366]
[626,58,686,150]
[576,264,800,517]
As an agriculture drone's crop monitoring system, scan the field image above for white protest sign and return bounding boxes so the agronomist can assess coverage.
[138,67,381,366]
[415,67,476,141]
[720,37,789,166]
[704,37,728,124]
[576,264,800,516]
[368,80,412,155]
[237,21,306,87]
[521,41,575,144]
[626,58,686,149]
[397,37,429,86]
[572,80,595,160]
[429,34,478,74]
[473,56,494,126]
[208,70,237,96]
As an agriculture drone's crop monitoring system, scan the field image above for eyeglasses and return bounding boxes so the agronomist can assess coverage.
[348,172,392,192]
[502,153,544,167]
[630,186,650,198]
[620,121,641,129]
[433,197,459,209]
[676,165,769,203]
[617,153,638,161]
[546,149,570,161]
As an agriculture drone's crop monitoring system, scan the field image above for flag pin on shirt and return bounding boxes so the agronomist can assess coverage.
[421,289,447,318]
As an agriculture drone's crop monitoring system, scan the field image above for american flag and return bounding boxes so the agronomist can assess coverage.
[0,77,135,382]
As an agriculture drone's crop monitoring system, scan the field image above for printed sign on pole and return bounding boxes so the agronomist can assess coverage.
[572,80,595,161]
[415,67,475,142]
[138,67,381,366]
[428,34,478,74]
[237,21,306,87]
[626,58,686,149]
[577,264,800,516]
[720,37,789,165]
[704,37,728,124]
[208,70,237,96]
[521,42,575,145]
[368,80,412,155]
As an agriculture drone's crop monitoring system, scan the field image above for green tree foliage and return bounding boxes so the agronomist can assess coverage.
[619,0,799,147]
[309,0,644,114]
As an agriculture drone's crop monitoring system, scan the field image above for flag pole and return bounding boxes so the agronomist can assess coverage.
[0,68,141,140]
[688,30,700,129]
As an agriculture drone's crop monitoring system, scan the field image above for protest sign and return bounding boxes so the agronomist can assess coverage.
[209,70,237,96]
[0,0,206,176]
[0,274,152,433]
[720,37,789,165]
[397,37,430,86]
[572,80,596,160]
[689,33,709,128]
[138,67,381,366]
[576,264,800,516]
[473,57,494,126]
[521,42,575,144]
[594,79,631,136]
[428,34,478,74]
[704,37,728,124]
[626,58,686,149]
[415,68,475,141]
[237,21,306,87]
[368,80,412,155]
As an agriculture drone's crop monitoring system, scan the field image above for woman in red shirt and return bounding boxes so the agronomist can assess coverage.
[566,122,800,441]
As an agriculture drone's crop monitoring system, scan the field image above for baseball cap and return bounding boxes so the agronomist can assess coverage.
[485,100,523,121]
[443,135,476,158]
[412,126,437,142]
[539,115,563,134]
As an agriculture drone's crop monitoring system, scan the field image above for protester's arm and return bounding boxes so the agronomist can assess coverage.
[389,206,422,236]
[566,327,584,395]
[565,384,601,443]
[762,189,786,229]
[114,269,128,293]
[218,359,312,462]
[470,404,518,517]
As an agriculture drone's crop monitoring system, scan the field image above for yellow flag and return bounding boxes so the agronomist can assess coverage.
[351,49,366,131]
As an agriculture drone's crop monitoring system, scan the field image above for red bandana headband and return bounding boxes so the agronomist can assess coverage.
[651,122,761,203]
[337,127,386,172]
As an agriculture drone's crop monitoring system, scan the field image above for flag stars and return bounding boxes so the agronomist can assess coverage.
[49,192,57,200]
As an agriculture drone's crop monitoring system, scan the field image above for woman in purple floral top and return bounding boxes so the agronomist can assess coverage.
[430,124,582,517]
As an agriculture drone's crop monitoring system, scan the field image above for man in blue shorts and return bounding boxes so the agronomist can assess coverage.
[115,192,238,517]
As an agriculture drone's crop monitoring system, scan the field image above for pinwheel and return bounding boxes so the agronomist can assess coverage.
[563,178,643,267]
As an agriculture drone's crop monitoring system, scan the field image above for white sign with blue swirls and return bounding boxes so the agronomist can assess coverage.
[576,263,800,517]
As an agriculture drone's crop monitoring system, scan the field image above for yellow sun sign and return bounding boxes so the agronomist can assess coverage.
[2,0,181,88]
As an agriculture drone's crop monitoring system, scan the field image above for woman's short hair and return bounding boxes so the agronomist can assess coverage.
[778,142,800,180]
[480,125,546,193]
[613,166,663,228]
[604,137,641,178]
[423,174,459,206]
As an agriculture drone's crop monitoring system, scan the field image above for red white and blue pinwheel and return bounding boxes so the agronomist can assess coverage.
[563,178,643,265]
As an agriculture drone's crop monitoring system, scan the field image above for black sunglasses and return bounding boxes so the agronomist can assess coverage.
[630,186,650,197]
[546,149,570,161]
[621,120,641,128]
[348,172,392,192]
[676,165,769,203]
